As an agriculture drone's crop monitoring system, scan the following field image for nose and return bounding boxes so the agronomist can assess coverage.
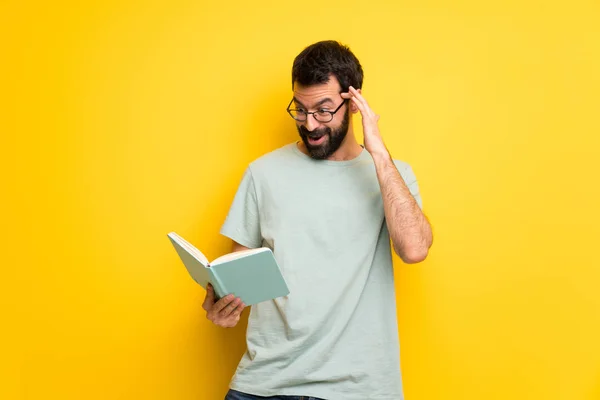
[303,115,320,132]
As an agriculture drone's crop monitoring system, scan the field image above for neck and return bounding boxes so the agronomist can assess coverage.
[329,133,363,161]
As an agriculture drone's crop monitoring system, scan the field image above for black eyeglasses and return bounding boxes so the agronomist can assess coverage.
[286,98,347,123]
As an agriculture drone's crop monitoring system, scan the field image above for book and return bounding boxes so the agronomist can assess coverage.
[167,232,290,306]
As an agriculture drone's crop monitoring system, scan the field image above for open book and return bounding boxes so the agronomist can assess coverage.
[167,232,289,306]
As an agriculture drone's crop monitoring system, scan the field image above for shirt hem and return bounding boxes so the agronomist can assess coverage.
[228,382,403,400]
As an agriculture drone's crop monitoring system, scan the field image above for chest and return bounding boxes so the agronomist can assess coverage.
[256,165,385,242]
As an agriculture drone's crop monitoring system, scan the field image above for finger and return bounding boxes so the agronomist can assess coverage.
[349,86,372,115]
[220,297,241,317]
[202,284,215,310]
[348,86,367,107]
[351,97,376,121]
[349,86,364,100]
[230,301,246,318]
[341,91,364,113]
[213,294,236,313]
[348,95,368,115]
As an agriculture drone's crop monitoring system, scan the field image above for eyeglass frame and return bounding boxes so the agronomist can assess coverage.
[286,96,348,123]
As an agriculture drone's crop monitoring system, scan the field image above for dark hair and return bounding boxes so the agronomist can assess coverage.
[292,40,363,92]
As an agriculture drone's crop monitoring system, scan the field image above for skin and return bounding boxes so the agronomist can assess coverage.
[293,78,363,161]
[204,75,433,328]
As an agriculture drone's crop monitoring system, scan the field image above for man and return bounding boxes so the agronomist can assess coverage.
[203,40,433,400]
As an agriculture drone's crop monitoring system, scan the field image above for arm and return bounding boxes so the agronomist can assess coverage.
[231,240,251,253]
[342,87,433,263]
[371,151,433,263]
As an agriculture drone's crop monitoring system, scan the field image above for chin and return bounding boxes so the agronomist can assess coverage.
[301,139,325,159]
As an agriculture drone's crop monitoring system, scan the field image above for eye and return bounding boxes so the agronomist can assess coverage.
[317,109,330,114]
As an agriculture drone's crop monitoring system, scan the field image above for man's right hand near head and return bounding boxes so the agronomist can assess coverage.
[202,283,246,328]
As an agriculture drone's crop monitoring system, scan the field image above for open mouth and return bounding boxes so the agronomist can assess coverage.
[307,135,326,146]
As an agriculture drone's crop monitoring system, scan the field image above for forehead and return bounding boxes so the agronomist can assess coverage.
[293,76,342,105]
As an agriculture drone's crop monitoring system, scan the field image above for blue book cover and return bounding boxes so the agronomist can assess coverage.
[167,232,289,306]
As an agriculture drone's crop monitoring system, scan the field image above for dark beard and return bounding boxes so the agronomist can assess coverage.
[297,109,350,160]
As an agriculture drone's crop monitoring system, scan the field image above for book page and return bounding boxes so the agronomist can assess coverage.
[210,247,268,266]
[169,233,209,266]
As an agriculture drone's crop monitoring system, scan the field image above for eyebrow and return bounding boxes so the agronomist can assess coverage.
[292,97,335,109]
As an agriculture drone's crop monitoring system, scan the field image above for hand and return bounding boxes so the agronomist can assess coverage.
[202,283,246,328]
[341,86,388,157]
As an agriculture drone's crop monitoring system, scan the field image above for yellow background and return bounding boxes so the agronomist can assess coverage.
[1,0,599,399]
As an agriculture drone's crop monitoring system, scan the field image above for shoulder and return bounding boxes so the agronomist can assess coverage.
[247,142,297,174]
[390,157,423,207]
[390,158,418,182]
[391,158,410,170]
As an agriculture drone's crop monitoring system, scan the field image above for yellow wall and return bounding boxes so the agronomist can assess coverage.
[2,0,599,399]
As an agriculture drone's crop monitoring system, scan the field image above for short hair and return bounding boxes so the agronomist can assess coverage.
[292,40,364,92]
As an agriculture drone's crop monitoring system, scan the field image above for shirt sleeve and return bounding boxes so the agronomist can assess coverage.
[394,160,423,210]
[219,167,263,248]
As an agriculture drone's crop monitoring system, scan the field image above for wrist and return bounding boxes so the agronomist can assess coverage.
[369,146,391,163]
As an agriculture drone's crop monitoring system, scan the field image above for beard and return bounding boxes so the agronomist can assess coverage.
[297,109,350,160]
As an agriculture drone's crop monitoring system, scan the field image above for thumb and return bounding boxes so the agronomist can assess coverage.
[203,283,215,309]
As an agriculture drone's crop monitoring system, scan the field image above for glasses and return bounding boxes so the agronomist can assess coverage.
[286,98,347,123]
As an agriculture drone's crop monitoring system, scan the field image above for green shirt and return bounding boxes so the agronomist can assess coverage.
[220,142,422,400]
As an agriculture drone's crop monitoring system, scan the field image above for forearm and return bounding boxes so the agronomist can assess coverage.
[371,150,433,263]
[341,85,432,261]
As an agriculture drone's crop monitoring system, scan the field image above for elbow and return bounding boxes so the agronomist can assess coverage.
[403,250,428,264]
[395,245,429,264]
